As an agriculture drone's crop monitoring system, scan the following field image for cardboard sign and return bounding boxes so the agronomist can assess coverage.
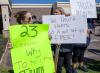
[9,24,55,73]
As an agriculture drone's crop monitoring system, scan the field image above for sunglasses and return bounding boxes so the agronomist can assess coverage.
[28,17,33,21]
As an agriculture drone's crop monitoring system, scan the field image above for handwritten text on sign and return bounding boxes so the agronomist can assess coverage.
[9,24,55,73]
[43,15,87,44]
[70,0,97,18]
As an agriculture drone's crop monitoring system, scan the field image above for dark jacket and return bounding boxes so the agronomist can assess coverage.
[51,44,73,53]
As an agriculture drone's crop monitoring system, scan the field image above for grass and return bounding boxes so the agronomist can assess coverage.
[0,58,100,73]
[62,58,100,73]
[0,66,9,73]
[62,68,100,73]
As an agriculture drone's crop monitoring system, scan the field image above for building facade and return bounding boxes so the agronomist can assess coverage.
[11,2,100,24]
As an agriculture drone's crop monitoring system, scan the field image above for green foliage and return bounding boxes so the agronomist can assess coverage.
[0,67,9,73]
[62,58,100,73]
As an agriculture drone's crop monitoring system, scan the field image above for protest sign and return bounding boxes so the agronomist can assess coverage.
[70,0,97,18]
[43,15,87,44]
[9,24,55,73]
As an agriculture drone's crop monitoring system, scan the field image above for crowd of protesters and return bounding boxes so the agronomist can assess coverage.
[6,5,96,73]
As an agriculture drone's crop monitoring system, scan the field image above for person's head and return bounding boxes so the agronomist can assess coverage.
[53,7,70,16]
[53,7,66,15]
[32,15,37,19]
[15,11,33,24]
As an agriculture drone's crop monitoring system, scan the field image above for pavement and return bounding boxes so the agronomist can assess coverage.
[85,34,100,61]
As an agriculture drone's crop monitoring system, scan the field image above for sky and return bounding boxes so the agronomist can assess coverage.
[12,0,100,4]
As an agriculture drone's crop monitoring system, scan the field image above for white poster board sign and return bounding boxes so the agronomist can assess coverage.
[70,0,97,18]
[43,15,87,44]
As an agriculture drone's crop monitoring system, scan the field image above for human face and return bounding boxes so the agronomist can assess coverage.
[53,9,62,15]
[23,12,33,24]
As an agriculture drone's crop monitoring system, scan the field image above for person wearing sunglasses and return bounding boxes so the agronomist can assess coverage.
[14,11,33,24]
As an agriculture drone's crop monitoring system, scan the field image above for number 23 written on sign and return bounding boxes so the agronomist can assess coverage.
[20,25,38,37]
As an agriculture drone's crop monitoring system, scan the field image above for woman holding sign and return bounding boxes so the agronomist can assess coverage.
[72,19,93,72]
[52,7,77,73]
[7,11,34,72]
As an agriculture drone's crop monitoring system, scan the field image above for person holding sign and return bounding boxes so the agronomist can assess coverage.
[7,11,34,72]
[52,7,77,73]
[72,19,93,72]
[9,11,55,73]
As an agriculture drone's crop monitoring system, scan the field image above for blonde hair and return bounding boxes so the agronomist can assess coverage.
[53,7,70,16]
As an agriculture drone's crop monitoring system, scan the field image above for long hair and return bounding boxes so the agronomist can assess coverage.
[55,7,66,15]
[52,7,70,16]
[14,11,28,24]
